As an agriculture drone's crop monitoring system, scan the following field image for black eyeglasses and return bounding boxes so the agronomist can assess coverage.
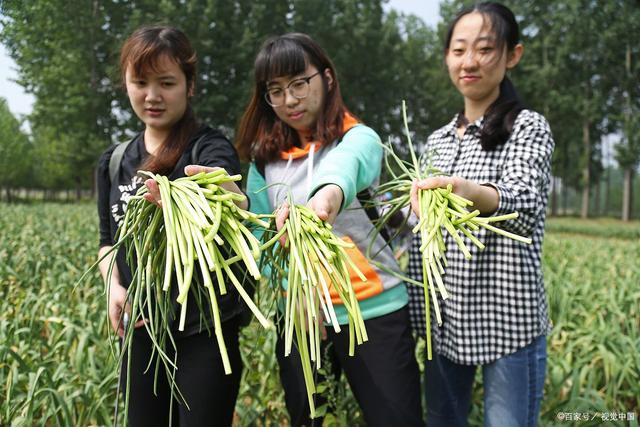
[264,72,321,107]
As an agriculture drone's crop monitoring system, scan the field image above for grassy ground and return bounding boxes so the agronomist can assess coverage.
[545,217,640,239]
[0,202,638,426]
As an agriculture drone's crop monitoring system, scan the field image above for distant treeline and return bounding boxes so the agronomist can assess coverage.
[0,0,638,219]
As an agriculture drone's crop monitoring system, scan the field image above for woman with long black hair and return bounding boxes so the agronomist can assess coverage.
[407,3,554,426]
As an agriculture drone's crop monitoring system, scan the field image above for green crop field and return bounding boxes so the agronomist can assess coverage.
[1,203,638,426]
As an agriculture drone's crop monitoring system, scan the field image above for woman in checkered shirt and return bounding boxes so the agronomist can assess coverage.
[407,3,554,427]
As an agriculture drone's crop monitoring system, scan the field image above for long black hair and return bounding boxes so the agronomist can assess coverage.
[445,2,525,150]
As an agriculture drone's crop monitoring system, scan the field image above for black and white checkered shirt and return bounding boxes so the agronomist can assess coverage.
[407,109,554,365]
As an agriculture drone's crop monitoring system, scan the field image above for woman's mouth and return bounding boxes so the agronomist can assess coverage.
[288,111,304,120]
[146,108,165,117]
[461,75,480,82]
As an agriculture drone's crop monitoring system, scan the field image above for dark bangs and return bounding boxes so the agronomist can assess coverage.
[444,2,524,151]
[254,37,309,88]
[235,32,352,164]
[120,26,196,86]
[475,2,518,53]
[475,14,506,59]
[444,2,519,54]
[126,49,175,81]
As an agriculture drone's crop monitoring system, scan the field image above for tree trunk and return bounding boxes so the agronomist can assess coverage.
[622,168,633,221]
[621,44,636,222]
[604,166,611,216]
[562,175,569,215]
[594,175,601,216]
[562,141,569,216]
[92,168,98,199]
[580,120,591,219]
[544,38,556,217]
[550,176,558,216]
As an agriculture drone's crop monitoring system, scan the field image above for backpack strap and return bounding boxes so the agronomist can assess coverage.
[255,160,266,178]
[189,133,207,164]
[356,188,392,243]
[108,137,135,184]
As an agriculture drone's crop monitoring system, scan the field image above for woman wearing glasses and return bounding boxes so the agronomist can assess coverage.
[235,33,423,427]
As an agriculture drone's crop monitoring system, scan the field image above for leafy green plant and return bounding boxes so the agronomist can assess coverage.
[1,203,638,426]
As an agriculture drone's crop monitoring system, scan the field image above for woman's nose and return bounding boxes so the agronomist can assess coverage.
[145,84,161,102]
[284,89,299,107]
[461,50,479,69]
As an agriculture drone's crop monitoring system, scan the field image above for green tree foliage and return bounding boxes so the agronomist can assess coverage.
[1,0,450,192]
[515,0,639,218]
[1,0,637,218]
[1,0,117,192]
[0,98,30,198]
[437,0,638,218]
[104,0,293,136]
[607,2,640,220]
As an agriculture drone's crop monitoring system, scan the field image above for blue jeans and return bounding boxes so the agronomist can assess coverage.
[424,335,547,427]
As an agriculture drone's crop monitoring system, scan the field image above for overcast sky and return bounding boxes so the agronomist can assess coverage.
[0,1,441,119]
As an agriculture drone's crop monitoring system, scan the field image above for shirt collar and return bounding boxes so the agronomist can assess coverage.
[448,112,485,137]
[279,112,359,160]
[444,115,459,136]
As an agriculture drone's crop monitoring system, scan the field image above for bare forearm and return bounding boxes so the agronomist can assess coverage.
[98,245,121,287]
[470,183,499,215]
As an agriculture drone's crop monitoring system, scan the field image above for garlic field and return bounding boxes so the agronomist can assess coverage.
[1,203,638,426]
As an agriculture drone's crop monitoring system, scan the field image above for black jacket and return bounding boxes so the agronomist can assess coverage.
[96,125,247,336]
